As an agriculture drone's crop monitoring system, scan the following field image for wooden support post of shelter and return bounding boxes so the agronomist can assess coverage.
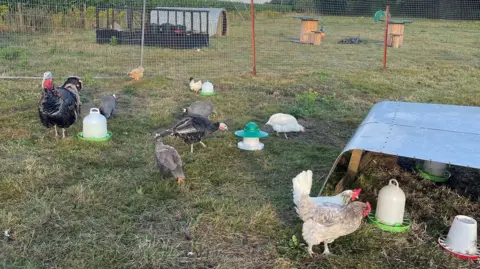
[335,149,363,193]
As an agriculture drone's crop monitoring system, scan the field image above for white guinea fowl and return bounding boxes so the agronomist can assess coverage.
[266,113,305,139]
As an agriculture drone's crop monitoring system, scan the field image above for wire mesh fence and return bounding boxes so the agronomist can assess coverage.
[0,0,479,80]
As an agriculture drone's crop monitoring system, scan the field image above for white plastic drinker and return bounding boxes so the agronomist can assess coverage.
[83,108,107,138]
[201,81,214,93]
[375,179,406,226]
[424,160,447,177]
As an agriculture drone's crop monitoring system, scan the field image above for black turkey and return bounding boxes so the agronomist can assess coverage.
[165,114,228,153]
[38,72,83,138]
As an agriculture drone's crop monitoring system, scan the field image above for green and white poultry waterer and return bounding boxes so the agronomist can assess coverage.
[200,81,216,96]
[234,122,269,151]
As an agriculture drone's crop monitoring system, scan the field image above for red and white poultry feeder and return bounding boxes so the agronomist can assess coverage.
[438,215,480,260]
[367,179,412,232]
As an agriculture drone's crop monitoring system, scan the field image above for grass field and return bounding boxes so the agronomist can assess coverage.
[1,14,480,268]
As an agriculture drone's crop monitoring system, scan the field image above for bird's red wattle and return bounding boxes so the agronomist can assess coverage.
[44,79,52,89]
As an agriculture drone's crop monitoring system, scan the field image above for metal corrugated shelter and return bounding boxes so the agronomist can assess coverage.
[320,101,480,194]
[150,7,229,37]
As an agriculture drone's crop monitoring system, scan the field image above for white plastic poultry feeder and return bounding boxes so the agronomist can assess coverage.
[438,215,480,260]
[77,108,112,141]
[367,179,411,232]
[234,122,268,151]
[200,81,215,96]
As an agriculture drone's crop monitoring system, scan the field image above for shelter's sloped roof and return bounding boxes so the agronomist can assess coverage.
[347,101,480,167]
[322,101,480,192]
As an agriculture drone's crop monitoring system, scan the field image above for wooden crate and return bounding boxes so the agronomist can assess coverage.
[387,22,405,46]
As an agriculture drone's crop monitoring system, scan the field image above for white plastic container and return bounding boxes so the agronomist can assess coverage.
[445,215,478,255]
[237,137,264,151]
[375,179,406,225]
[201,81,214,93]
[424,160,447,177]
[83,108,107,138]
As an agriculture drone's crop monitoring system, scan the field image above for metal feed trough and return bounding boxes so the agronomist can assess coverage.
[322,101,480,193]
[95,7,209,49]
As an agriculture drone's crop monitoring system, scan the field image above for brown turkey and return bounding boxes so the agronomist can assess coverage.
[38,72,83,138]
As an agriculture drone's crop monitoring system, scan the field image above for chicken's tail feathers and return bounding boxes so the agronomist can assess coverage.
[292,170,313,208]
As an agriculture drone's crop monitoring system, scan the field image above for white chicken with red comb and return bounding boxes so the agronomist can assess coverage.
[292,170,371,256]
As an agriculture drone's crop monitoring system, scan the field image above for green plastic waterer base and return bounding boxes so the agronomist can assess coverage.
[367,210,412,232]
[199,91,216,96]
[77,131,112,142]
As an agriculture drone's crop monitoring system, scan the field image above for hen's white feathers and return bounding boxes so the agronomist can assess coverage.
[266,113,304,133]
[292,170,313,210]
[292,170,353,211]
[189,78,202,93]
[292,170,369,256]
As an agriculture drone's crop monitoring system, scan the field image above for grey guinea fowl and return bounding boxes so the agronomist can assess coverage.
[99,94,116,119]
[155,134,185,184]
[182,100,215,118]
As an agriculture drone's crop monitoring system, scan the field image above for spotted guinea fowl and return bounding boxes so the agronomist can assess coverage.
[154,134,185,184]
[164,114,228,153]
[38,72,83,138]
[100,94,117,119]
[182,100,215,118]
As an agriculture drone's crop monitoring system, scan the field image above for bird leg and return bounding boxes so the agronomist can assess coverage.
[177,178,184,184]
[284,133,289,139]
[307,244,315,257]
[62,128,66,139]
[190,144,194,153]
[199,141,207,148]
[323,242,332,255]
[54,125,59,138]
